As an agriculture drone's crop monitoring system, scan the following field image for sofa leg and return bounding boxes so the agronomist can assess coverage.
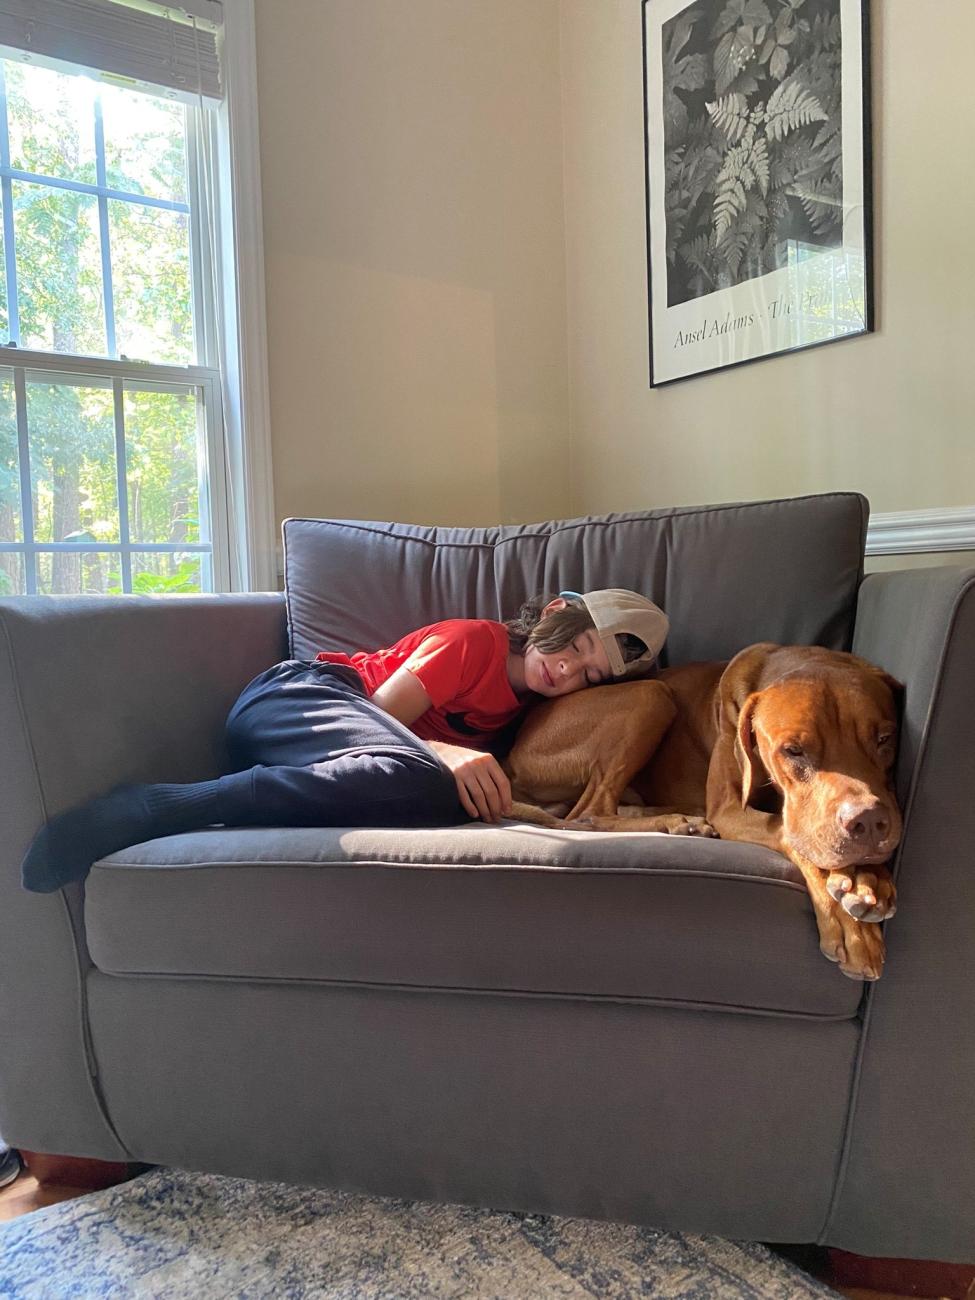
[825,1247,975,1299]
[19,1151,145,1191]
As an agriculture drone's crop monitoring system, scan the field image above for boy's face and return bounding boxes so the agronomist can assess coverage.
[522,604,613,697]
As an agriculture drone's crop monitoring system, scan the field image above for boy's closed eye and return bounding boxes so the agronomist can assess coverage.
[572,635,609,686]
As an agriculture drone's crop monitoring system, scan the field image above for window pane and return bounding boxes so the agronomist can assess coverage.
[15,183,105,355]
[0,552,24,595]
[100,85,188,204]
[36,550,116,596]
[124,386,201,544]
[26,379,118,544]
[110,201,193,364]
[5,61,97,184]
[130,551,203,594]
[0,373,21,542]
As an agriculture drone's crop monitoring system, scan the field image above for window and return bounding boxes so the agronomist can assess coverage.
[0,0,274,597]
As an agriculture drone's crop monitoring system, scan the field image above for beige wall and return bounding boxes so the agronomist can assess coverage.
[560,0,975,519]
[254,0,570,529]
[254,0,973,539]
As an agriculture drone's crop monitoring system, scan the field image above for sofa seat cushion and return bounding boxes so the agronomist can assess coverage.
[84,824,862,1019]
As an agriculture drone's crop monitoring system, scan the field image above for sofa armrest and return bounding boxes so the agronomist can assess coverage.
[0,593,287,1159]
[825,566,975,1259]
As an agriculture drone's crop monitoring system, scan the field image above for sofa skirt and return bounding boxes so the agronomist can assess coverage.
[87,970,858,1244]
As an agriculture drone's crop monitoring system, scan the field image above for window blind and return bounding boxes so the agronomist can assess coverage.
[0,0,223,102]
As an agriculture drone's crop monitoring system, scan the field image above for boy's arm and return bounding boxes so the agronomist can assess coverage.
[371,665,511,822]
[427,741,512,822]
[370,665,434,727]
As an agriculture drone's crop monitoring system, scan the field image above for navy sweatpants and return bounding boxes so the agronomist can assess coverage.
[222,660,466,828]
[21,660,469,892]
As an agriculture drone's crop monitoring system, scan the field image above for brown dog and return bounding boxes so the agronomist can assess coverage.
[505,643,903,981]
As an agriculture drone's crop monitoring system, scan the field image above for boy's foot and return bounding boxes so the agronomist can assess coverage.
[21,776,248,893]
[21,785,162,893]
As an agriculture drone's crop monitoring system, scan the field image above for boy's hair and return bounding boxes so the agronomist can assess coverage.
[505,595,647,665]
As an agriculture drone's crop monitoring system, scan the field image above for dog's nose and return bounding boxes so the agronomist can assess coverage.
[838,800,890,846]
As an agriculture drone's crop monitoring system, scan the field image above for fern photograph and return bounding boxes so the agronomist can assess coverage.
[661,0,845,307]
[643,0,870,384]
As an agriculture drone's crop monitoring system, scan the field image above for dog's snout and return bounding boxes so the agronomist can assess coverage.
[837,799,890,845]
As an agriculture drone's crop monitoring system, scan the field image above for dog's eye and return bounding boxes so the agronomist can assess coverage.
[781,743,805,760]
[878,733,895,748]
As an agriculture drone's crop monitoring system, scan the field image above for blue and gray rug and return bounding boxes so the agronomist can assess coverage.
[0,1166,838,1298]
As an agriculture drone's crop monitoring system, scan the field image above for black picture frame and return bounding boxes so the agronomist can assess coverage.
[643,0,873,386]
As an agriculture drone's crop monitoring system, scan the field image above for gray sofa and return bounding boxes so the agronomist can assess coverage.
[1,492,973,1262]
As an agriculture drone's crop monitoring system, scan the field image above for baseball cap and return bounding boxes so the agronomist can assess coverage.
[559,588,669,680]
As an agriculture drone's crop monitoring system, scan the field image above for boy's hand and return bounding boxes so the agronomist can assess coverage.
[428,742,512,823]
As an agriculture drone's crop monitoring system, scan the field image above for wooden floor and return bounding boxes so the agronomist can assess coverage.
[0,1163,966,1299]
[0,1167,106,1221]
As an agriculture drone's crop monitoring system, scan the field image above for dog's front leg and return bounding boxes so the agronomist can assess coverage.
[705,741,884,979]
[705,729,785,849]
[505,680,678,826]
[707,795,887,978]
[788,850,886,981]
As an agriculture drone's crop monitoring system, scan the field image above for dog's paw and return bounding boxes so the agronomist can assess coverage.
[666,815,719,837]
[819,908,886,981]
[826,865,896,922]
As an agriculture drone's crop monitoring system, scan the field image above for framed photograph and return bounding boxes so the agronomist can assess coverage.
[643,0,872,386]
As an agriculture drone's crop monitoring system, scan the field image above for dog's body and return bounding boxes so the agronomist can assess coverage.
[504,643,902,981]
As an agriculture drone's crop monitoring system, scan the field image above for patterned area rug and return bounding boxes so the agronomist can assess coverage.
[0,1167,839,1299]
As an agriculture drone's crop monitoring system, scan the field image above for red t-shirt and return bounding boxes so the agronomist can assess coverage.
[315,619,525,748]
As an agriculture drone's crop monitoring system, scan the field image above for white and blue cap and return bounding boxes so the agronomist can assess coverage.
[559,588,669,680]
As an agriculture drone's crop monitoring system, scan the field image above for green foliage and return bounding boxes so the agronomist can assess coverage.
[0,60,202,595]
[107,558,200,595]
[662,0,846,305]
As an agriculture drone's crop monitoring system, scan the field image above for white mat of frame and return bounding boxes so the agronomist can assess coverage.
[0,1165,840,1299]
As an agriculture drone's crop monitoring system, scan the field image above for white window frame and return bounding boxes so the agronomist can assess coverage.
[4,357,226,593]
[0,0,275,595]
[214,0,276,593]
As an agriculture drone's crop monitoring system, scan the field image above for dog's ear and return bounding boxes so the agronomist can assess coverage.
[854,659,906,730]
[712,645,778,810]
[849,653,905,713]
[734,693,766,808]
[874,668,905,711]
[714,642,779,735]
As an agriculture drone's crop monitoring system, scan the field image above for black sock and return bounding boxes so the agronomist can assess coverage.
[21,772,255,894]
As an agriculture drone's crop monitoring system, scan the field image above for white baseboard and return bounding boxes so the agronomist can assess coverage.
[866,506,975,556]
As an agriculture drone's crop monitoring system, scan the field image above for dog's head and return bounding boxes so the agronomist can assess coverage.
[720,644,903,872]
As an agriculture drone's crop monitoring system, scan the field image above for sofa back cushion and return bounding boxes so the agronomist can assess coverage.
[284,492,867,667]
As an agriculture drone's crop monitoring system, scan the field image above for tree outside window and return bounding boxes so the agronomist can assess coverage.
[0,57,218,597]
